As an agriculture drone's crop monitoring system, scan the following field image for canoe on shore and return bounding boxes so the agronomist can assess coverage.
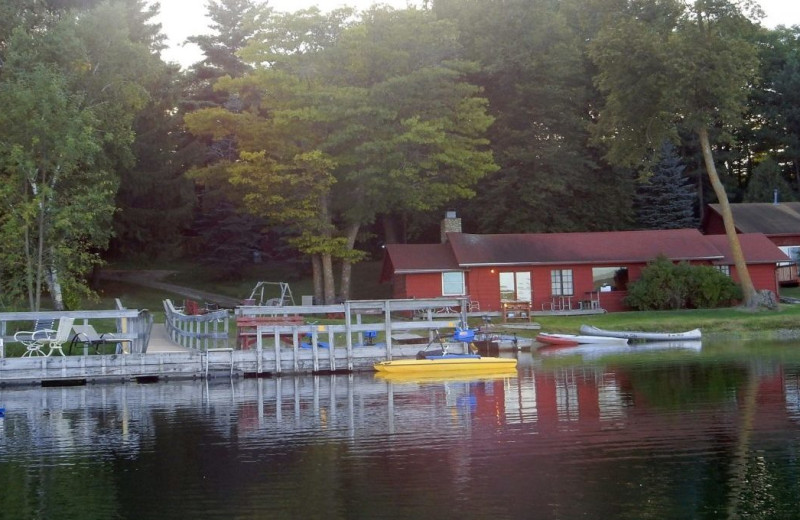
[579,325,702,341]
[536,332,629,347]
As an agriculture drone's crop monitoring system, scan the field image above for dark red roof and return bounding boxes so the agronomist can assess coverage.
[447,229,723,266]
[704,233,790,264]
[383,243,460,274]
[707,203,800,235]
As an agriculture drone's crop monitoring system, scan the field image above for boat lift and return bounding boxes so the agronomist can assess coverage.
[247,282,295,307]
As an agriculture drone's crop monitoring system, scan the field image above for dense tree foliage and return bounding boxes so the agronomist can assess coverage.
[0,0,160,310]
[432,0,635,234]
[589,0,762,306]
[187,7,497,302]
[4,0,800,310]
[626,256,741,310]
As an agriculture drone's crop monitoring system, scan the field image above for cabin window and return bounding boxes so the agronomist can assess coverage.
[592,267,628,291]
[714,265,731,277]
[442,272,465,296]
[499,272,531,302]
[550,269,573,296]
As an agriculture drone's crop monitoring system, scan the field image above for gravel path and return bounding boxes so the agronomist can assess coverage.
[100,270,242,308]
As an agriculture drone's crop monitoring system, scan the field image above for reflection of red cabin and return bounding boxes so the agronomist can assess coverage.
[703,203,800,286]
[381,225,788,313]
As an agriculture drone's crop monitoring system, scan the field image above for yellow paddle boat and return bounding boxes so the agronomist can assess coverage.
[373,354,517,374]
[374,367,518,383]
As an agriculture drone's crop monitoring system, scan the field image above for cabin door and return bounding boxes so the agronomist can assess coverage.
[499,272,532,302]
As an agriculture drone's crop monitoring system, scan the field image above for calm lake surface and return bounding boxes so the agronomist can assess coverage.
[3,338,800,519]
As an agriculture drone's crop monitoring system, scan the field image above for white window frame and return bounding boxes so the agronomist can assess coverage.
[442,271,465,296]
[714,265,730,277]
[499,272,532,302]
[550,269,574,296]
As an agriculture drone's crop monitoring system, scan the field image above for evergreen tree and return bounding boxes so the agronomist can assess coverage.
[744,158,797,202]
[180,0,268,274]
[635,142,697,229]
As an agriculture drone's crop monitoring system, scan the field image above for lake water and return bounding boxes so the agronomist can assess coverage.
[3,338,800,519]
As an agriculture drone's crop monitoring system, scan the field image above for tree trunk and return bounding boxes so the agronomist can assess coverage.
[322,253,336,304]
[382,214,400,244]
[311,254,323,304]
[46,264,65,311]
[339,222,360,301]
[23,226,36,311]
[697,126,757,307]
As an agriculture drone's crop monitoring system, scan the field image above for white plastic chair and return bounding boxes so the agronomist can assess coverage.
[33,318,75,357]
[15,319,55,357]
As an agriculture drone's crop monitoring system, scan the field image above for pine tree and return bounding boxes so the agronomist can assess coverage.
[635,142,697,229]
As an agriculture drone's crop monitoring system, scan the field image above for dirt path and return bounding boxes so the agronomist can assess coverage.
[100,270,242,308]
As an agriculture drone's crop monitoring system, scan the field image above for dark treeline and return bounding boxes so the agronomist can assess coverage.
[1,0,798,309]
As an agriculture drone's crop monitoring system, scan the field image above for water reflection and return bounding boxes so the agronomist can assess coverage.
[2,344,800,518]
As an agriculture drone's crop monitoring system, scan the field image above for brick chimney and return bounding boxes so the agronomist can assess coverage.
[440,210,462,243]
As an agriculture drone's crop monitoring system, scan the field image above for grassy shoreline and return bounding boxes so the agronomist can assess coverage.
[528,304,800,338]
[86,262,800,338]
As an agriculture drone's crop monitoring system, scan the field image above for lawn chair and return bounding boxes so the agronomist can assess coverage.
[69,324,130,355]
[14,318,55,357]
[32,318,75,357]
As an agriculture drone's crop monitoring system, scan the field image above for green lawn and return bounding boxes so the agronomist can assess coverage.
[13,261,800,341]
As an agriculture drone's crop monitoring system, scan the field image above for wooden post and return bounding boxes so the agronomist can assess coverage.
[384,300,393,361]
[274,331,281,374]
[345,301,354,371]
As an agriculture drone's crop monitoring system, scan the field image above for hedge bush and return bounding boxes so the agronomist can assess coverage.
[625,256,741,310]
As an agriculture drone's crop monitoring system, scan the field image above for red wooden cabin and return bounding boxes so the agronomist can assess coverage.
[381,228,788,314]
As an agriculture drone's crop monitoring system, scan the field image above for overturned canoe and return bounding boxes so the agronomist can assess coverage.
[579,324,701,341]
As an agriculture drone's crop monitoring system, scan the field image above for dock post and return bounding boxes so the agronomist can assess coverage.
[384,300,393,361]
[256,325,263,374]
[327,328,336,371]
[274,332,281,374]
[345,302,353,371]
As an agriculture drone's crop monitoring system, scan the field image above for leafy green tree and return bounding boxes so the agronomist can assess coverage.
[0,64,107,310]
[635,142,697,229]
[179,0,269,273]
[743,158,797,202]
[590,0,762,306]
[0,1,159,309]
[429,0,633,234]
[746,26,800,193]
[187,7,496,303]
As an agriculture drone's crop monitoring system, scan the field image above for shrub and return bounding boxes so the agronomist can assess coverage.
[625,256,741,310]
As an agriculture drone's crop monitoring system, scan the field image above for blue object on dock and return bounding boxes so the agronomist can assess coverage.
[0,408,5,418]
[453,328,475,342]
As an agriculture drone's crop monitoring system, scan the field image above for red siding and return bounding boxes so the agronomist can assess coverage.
[396,260,779,314]
[731,264,779,295]
[704,212,728,235]
[465,268,503,312]
[405,272,445,299]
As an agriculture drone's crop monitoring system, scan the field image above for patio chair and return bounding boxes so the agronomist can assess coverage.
[32,318,75,357]
[69,324,130,355]
[14,319,55,357]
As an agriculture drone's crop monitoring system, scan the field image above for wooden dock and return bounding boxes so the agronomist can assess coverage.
[0,297,497,385]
